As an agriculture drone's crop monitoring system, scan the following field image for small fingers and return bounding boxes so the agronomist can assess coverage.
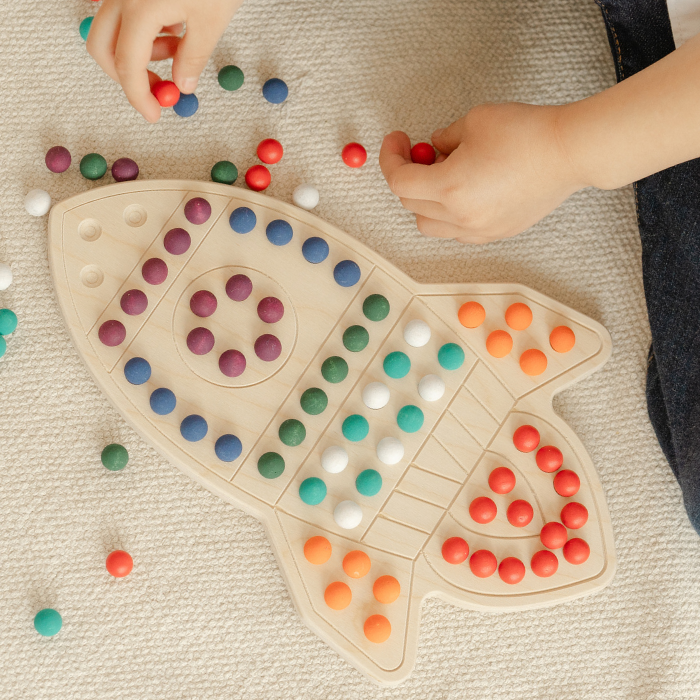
[86,0,122,82]
[172,17,228,93]
[151,35,181,61]
[380,131,445,200]
[399,198,452,222]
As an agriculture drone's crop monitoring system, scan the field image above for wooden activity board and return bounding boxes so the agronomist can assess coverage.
[48,181,615,686]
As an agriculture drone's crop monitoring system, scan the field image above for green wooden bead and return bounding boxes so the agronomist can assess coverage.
[383,351,411,379]
[80,153,107,180]
[438,342,465,370]
[397,405,424,433]
[279,419,306,446]
[321,356,348,383]
[363,294,390,321]
[299,477,327,505]
[342,414,369,442]
[0,309,17,335]
[300,387,328,415]
[343,325,369,352]
[218,65,244,91]
[211,160,238,185]
[101,443,129,471]
[258,452,285,479]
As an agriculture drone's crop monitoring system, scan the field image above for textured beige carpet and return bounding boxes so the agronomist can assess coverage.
[2,0,699,698]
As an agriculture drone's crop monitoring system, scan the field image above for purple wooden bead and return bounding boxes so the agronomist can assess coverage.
[225,274,253,301]
[111,158,139,182]
[120,289,148,316]
[98,319,126,347]
[254,334,282,362]
[163,228,191,255]
[187,327,215,355]
[219,349,246,377]
[142,258,168,285]
[257,296,284,323]
[190,290,217,318]
[184,197,211,225]
[45,146,71,173]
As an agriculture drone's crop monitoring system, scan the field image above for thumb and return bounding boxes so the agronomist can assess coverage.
[171,20,221,94]
[431,116,468,155]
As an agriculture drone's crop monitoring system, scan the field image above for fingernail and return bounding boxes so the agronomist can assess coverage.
[182,77,198,93]
[432,128,444,140]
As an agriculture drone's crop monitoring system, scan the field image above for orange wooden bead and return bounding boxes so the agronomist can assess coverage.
[550,325,576,353]
[458,301,485,328]
[520,348,547,375]
[304,536,332,565]
[343,550,371,578]
[505,302,532,331]
[364,614,391,643]
[486,330,513,358]
[373,575,401,604]
[324,581,352,610]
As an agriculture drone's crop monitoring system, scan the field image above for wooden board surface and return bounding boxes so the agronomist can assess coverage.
[47,180,615,686]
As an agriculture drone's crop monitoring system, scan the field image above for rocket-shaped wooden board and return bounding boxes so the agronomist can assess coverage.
[48,180,615,686]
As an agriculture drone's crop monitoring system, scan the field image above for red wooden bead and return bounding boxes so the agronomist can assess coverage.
[561,502,588,529]
[469,550,497,578]
[531,550,558,577]
[507,499,533,527]
[540,522,567,549]
[469,496,497,524]
[257,138,283,164]
[513,425,540,452]
[410,142,436,165]
[536,445,563,472]
[563,537,590,564]
[553,469,580,497]
[498,557,525,584]
[245,165,271,191]
[342,142,367,168]
[488,466,516,494]
[441,537,469,564]
[106,550,133,578]
[152,80,180,107]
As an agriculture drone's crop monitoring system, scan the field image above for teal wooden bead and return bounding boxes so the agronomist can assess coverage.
[0,309,17,335]
[356,469,382,497]
[0,336,5,358]
[438,342,465,370]
[397,405,424,433]
[299,477,327,505]
[383,351,410,379]
[342,414,369,442]
[34,609,62,637]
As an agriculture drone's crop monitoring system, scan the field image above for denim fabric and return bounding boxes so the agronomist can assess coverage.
[596,0,700,533]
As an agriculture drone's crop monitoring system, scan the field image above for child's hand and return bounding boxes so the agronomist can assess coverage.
[87,0,243,123]
[379,103,584,244]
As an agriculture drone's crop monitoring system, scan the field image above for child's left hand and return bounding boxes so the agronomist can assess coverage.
[379,103,585,244]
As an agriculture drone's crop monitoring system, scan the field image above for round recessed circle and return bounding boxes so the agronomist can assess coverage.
[80,264,104,288]
[78,218,102,242]
[123,203,147,227]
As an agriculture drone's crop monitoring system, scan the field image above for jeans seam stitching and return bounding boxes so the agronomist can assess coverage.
[595,1,625,80]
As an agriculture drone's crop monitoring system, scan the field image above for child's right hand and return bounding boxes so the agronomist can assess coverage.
[87,0,243,123]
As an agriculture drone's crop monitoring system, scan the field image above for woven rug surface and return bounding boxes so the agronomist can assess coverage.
[1,0,699,698]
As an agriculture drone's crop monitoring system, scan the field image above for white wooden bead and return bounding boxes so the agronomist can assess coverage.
[292,184,320,210]
[0,263,12,291]
[403,319,431,347]
[321,445,348,474]
[25,189,51,217]
[334,500,362,529]
[418,374,445,401]
[376,436,404,465]
[362,381,390,410]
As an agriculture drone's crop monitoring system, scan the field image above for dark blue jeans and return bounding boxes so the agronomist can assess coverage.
[595,0,700,533]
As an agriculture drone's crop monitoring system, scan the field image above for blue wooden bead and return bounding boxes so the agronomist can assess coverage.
[266,219,293,246]
[229,207,256,233]
[173,92,199,117]
[302,236,329,263]
[124,357,151,385]
[262,78,288,104]
[215,434,242,461]
[333,260,361,287]
[180,414,208,441]
[150,388,176,415]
